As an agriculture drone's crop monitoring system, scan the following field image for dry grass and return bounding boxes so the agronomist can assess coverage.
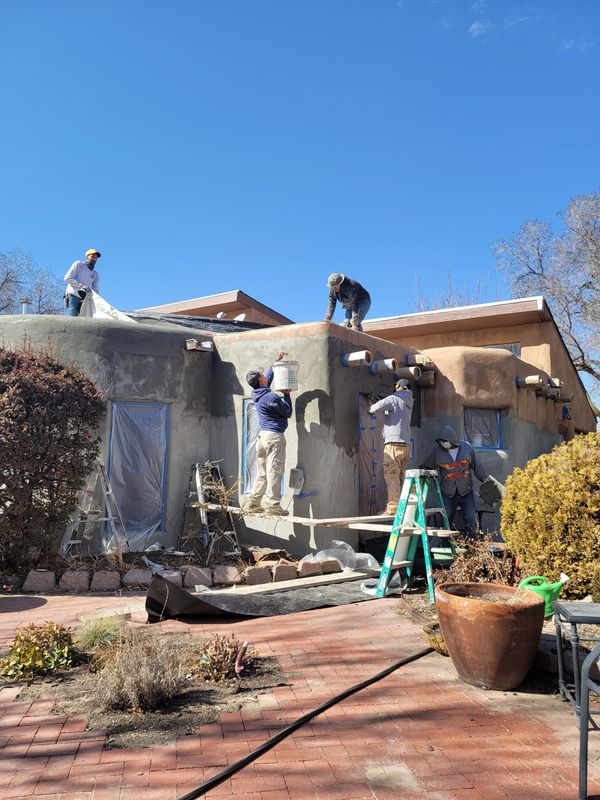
[97,627,189,711]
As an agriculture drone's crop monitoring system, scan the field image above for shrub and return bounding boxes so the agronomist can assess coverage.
[0,344,104,572]
[501,432,600,598]
[435,537,516,585]
[195,633,254,684]
[97,628,188,711]
[0,622,75,680]
[591,566,600,604]
[75,617,122,653]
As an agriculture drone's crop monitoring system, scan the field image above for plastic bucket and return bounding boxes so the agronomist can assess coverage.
[271,360,299,392]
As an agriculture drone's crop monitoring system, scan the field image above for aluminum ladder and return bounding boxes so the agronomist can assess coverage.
[375,469,455,603]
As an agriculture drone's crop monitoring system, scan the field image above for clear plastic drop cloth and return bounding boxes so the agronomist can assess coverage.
[298,540,380,572]
[243,400,260,493]
[80,290,138,323]
[108,403,168,551]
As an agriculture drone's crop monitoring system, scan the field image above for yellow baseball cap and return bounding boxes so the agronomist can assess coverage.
[85,248,101,258]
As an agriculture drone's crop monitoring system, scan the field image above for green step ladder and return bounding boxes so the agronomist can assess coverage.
[375,468,456,603]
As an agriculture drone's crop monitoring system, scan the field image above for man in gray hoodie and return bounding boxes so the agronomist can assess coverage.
[421,424,489,539]
[369,379,414,515]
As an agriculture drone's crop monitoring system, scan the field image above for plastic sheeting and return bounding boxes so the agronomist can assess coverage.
[242,400,260,494]
[464,408,500,448]
[80,290,138,323]
[108,403,168,551]
[357,394,387,515]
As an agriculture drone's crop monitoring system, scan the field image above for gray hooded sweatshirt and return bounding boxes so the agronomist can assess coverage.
[421,424,488,497]
[369,389,414,444]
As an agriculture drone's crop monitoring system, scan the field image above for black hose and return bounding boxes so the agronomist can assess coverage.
[176,646,434,800]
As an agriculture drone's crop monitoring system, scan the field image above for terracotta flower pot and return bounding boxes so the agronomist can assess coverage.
[435,582,545,690]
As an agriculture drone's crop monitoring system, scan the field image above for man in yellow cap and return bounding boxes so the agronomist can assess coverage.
[63,249,101,316]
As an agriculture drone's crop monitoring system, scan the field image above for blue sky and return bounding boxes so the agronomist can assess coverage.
[1,0,599,321]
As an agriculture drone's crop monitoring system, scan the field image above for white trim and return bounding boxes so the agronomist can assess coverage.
[366,296,546,324]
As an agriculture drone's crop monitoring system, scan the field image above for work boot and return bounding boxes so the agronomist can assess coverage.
[265,506,289,517]
[243,501,263,514]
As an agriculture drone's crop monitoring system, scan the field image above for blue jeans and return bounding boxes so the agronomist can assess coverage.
[64,295,83,316]
[344,298,372,331]
[442,491,479,539]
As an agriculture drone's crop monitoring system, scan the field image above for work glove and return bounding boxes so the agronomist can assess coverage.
[77,289,87,300]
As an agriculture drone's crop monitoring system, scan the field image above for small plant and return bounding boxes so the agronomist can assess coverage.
[97,628,188,711]
[75,617,121,654]
[0,622,75,680]
[436,536,516,586]
[195,633,254,684]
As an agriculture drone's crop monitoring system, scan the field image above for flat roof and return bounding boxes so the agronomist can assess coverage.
[137,289,293,325]
[363,296,551,336]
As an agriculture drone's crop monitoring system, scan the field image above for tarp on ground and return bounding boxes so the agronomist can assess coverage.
[145,574,396,623]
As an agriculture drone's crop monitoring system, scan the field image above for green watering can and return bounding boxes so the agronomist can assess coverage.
[518,573,569,618]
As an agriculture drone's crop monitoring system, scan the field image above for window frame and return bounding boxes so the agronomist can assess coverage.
[464,407,502,450]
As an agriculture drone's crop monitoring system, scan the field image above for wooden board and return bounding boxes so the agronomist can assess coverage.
[191,502,396,528]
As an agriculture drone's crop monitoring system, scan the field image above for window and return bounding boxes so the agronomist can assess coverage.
[242,399,260,494]
[108,402,169,549]
[481,343,521,357]
[464,408,501,449]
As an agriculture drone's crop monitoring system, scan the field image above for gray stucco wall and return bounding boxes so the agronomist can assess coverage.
[0,315,212,548]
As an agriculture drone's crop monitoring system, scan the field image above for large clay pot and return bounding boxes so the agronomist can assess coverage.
[435,582,545,690]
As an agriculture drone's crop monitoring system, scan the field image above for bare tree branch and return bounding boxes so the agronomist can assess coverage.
[495,193,600,389]
[0,250,63,315]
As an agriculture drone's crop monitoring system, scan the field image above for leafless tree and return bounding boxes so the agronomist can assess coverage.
[0,250,63,315]
[413,271,499,312]
[495,193,600,385]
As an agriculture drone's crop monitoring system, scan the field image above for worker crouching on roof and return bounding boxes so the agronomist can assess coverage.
[421,424,489,539]
[324,273,371,332]
[63,248,101,316]
[245,352,293,517]
[369,379,414,516]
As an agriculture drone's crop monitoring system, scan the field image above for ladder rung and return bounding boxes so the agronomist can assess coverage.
[427,529,453,538]
[425,507,445,515]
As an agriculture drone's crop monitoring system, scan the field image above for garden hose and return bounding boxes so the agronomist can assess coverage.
[176,645,434,800]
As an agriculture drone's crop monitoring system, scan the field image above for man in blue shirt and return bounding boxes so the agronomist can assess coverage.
[245,352,293,516]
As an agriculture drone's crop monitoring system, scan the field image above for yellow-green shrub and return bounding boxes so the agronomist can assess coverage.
[501,432,600,598]
[0,622,74,680]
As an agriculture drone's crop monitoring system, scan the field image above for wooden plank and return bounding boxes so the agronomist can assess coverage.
[203,568,379,596]
[190,503,395,528]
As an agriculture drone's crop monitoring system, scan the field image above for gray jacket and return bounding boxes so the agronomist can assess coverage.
[369,389,413,444]
[421,424,488,497]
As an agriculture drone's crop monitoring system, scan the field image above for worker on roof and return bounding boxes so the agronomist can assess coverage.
[324,273,371,332]
[369,379,414,516]
[421,424,490,539]
[244,352,293,517]
[63,248,101,316]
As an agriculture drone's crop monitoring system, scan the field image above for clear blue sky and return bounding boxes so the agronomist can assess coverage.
[1,0,599,320]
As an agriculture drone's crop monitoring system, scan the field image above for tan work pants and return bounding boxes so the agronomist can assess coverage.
[383,442,411,514]
[249,431,286,509]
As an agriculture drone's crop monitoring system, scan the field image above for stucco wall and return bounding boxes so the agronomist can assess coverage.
[380,321,595,433]
[0,315,212,548]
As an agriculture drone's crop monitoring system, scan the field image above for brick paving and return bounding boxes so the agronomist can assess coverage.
[1,591,599,799]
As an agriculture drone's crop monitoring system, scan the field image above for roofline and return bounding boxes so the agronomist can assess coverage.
[136,289,294,325]
[366,296,546,325]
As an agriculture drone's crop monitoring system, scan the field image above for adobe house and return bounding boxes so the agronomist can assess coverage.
[0,293,595,557]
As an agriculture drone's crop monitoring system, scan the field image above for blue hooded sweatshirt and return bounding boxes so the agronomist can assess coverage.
[252,367,293,433]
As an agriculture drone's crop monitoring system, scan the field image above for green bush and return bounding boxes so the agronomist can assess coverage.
[501,433,600,598]
[0,622,75,680]
[75,617,122,653]
[0,345,104,572]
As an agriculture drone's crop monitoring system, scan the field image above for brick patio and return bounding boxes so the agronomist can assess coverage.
[1,591,599,799]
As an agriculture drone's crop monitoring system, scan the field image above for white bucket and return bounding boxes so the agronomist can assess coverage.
[271,360,299,392]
